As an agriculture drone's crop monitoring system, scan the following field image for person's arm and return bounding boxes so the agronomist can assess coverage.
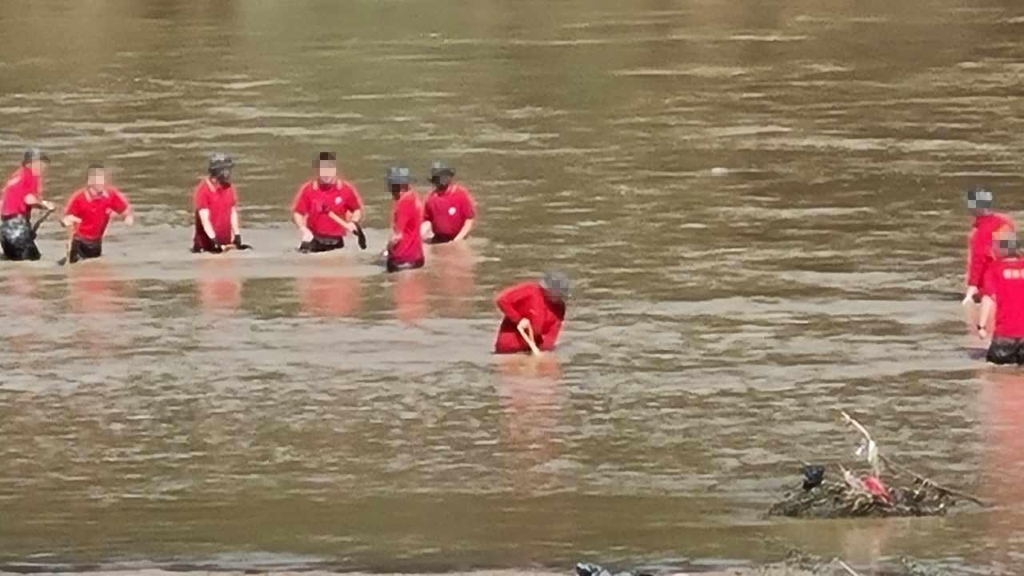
[495,285,533,324]
[979,294,996,339]
[293,211,314,242]
[198,208,217,241]
[966,228,991,297]
[230,207,240,238]
[453,218,474,242]
[25,193,54,211]
[61,193,81,228]
[114,190,134,226]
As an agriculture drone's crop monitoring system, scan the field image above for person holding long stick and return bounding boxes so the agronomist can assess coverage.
[1,148,53,261]
[59,164,133,265]
[978,231,1024,364]
[192,153,251,254]
[493,271,569,355]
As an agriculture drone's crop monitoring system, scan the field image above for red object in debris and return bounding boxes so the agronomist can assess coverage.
[862,474,892,502]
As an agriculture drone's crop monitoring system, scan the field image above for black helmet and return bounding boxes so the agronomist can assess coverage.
[966,185,994,211]
[208,152,235,174]
[540,271,571,301]
[22,147,49,165]
[430,161,454,179]
[387,166,411,186]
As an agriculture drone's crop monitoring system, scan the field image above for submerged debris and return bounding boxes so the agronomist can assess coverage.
[768,411,985,519]
[575,562,652,576]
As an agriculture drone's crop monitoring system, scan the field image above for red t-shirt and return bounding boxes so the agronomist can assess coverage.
[494,281,566,354]
[968,212,1016,290]
[292,179,362,238]
[1,167,41,218]
[64,187,130,241]
[983,258,1024,338]
[390,190,424,263]
[193,178,237,244]
[424,183,476,240]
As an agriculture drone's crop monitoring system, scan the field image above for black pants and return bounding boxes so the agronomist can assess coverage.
[386,258,425,273]
[67,238,102,264]
[428,234,456,245]
[0,215,40,261]
[300,236,344,253]
[987,337,1024,365]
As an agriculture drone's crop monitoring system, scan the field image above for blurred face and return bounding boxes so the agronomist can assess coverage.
[29,160,47,177]
[433,173,452,189]
[390,183,403,199]
[318,162,338,183]
[87,168,106,188]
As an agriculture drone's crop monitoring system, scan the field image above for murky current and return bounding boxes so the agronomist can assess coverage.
[2,0,1024,573]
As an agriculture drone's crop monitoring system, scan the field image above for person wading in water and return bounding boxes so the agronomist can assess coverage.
[192,153,251,254]
[1,148,54,261]
[978,230,1024,364]
[59,164,134,265]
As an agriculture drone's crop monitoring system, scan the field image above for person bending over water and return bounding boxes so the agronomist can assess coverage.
[382,166,424,273]
[292,152,365,253]
[59,164,133,265]
[192,153,250,254]
[978,231,1024,364]
[1,148,53,261]
[494,271,569,355]
[422,161,476,244]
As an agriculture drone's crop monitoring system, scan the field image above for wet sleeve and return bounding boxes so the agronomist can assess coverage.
[422,197,434,223]
[982,267,998,298]
[193,184,209,211]
[347,184,364,211]
[496,284,530,323]
[291,186,309,215]
[111,189,130,213]
[64,192,81,216]
[462,189,476,219]
[968,228,991,287]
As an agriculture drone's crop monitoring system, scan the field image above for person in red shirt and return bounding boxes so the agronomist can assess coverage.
[963,186,1016,305]
[422,161,476,244]
[1,148,54,261]
[192,153,251,254]
[382,166,424,273]
[494,271,570,355]
[978,231,1024,364]
[59,164,134,265]
[292,152,365,253]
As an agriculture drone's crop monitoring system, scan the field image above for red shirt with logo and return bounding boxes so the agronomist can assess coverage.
[983,258,1024,338]
[64,187,130,241]
[193,178,237,244]
[424,183,476,241]
[969,212,1016,290]
[292,179,363,238]
[1,167,42,218]
[494,281,566,353]
[390,190,424,264]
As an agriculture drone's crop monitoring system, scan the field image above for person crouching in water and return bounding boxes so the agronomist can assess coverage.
[381,166,424,273]
[292,152,365,253]
[192,153,250,254]
[978,231,1024,364]
[1,148,54,261]
[494,272,569,355]
[59,164,133,265]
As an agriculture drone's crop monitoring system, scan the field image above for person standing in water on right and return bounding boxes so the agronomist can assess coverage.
[494,272,569,355]
[963,186,1015,304]
[978,231,1024,364]
[422,161,476,243]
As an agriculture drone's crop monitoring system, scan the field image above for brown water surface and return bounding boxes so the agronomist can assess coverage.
[1,0,1024,574]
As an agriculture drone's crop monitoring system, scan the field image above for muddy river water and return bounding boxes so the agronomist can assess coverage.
[2,0,1024,574]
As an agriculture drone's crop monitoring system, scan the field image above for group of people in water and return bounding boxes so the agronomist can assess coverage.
[1,148,569,355]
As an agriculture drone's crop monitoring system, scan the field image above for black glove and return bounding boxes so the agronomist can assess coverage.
[209,242,223,254]
[298,241,313,253]
[354,224,367,250]
[233,234,252,250]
